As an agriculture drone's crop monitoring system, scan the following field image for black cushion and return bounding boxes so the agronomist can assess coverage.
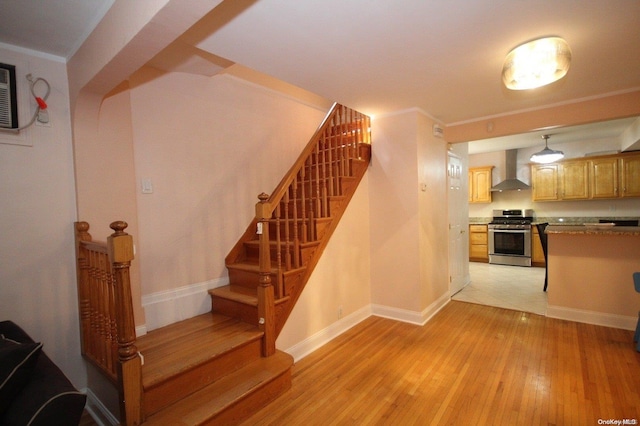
[0,335,43,415]
[0,321,86,426]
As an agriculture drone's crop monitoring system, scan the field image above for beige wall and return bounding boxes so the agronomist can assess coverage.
[370,112,423,311]
[369,110,450,315]
[417,114,450,308]
[74,82,144,324]
[547,233,640,320]
[0,47,85,387]
[446,90,640,143]
[127,68,327,298]
[278,175,372,350]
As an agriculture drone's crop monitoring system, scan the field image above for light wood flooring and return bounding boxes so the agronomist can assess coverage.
[242,301,640,425]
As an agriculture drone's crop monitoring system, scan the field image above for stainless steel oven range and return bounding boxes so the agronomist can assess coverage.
[488,209,534,267]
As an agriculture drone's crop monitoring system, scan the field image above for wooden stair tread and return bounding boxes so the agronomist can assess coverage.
[209,285,258,305]
[144,351,293,425]
[137,313,263,388]
[226,262,276,273]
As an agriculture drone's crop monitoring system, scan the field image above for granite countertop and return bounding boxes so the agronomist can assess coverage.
[545,224,640,236]
[469,217,491,224]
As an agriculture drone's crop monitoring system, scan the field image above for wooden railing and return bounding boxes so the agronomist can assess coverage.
[75,221,142,425]
[252,103,371,354]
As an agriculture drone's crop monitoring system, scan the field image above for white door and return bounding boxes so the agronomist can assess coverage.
[448,152,466,295]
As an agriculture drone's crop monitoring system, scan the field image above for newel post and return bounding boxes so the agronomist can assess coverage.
[256,193,276,356]
[107,221,142,425]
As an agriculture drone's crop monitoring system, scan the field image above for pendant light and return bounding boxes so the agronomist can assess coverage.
[502,37,571,90]
[530,135,564,164]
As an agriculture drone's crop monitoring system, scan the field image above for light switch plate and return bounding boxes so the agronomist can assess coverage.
[142,178,153,194]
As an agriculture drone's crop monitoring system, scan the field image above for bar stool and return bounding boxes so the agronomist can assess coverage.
[634,272,640,352]
[536,223,549,292]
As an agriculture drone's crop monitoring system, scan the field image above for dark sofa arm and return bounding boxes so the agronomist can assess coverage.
[0,321,86,426]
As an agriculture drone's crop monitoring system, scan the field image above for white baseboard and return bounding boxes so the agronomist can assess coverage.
[284,294,451,362]
[140,277,229,332]
[282,305,372,362]
[82,388,119,426]
[546,304,637,330]
[372,292,451,326]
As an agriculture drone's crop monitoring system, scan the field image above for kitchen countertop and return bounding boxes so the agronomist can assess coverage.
[545,224,640,236]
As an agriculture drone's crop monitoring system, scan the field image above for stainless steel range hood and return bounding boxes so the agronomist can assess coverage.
[490,149,530,192]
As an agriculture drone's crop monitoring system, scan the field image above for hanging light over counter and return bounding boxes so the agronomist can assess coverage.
[530,134,564,164]
[502,37,571,90]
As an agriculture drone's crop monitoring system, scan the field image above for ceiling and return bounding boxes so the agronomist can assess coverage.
[2,0,640,150]
[0,0,113,59]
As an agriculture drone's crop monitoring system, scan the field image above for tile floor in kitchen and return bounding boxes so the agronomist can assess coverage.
[452,262,548,315]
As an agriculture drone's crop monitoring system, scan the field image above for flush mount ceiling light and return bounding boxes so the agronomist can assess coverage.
[502,37,571,90]
[530,134,564,164]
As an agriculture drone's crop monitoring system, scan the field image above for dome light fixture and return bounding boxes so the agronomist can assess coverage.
[502,37,571,90]
[530,134,564,164]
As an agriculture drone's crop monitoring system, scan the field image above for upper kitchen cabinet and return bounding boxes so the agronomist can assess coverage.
[559,160,590,200]
[621,153,640,197]
[590,156,619,198]
[531,164,559,201]
[531,152,640,201]
[468,166,493,203]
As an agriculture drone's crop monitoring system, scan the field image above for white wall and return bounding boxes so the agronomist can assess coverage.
[0,46,85,388]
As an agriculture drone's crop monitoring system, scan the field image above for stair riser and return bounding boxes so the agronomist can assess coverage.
[277,199,320,217]
[228,268,274,289]
[143,338,262,417]
[300,164,351,181]
[244,244,300,264]
[267,221,313,242]
[212,297,258,325]
[291,180,343,199]
[208,368,292,425]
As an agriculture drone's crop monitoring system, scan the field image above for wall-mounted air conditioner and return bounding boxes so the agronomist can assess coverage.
[0,63,19,129]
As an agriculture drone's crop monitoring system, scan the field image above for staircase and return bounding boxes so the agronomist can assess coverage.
[75,103,371,425]
[138,313,292,425]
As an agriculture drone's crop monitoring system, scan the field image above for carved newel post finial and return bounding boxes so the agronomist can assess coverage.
[110,221,129,236]
[258,192,269,203]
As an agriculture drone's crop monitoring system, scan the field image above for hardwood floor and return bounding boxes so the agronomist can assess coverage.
[79,410,98,426]
[241,301,640,425]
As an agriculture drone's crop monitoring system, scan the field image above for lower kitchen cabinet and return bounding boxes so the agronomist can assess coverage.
[531,226,546,267]
[469,224,488,262]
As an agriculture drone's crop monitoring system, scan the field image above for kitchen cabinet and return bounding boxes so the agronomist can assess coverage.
[469,224,488,262]
[559,160,590,199]
[531,226,546,267]
[590,156,619,198]
[468,166,493,203]
[531,152,640,201]
[531,164,559,201]
[621,153,640,197]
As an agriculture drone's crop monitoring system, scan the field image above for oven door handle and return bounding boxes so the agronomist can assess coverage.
[488,229,530,233]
